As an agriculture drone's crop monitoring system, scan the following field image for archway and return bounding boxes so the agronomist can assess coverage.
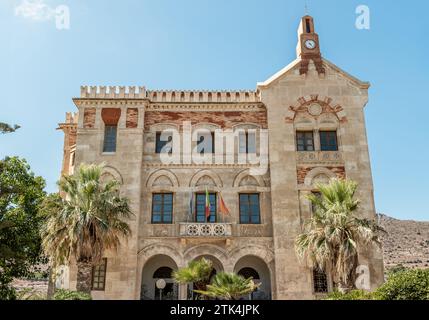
[234,255,271,300]
[141,255,178,300]
[187,255,224,300]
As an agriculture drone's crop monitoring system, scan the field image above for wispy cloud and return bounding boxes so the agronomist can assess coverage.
[15,0,56,22]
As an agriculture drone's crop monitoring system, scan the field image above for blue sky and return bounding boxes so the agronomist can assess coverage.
[0,0,428,221]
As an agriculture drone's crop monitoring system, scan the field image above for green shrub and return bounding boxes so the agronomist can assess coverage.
[53,289,92,300]
[326,290,374,300]
[375,269,429,300]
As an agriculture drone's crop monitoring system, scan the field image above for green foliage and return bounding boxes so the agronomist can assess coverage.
[0,123,20,134]
[295,179,385,290]
[194,272,260,300]
[326,290,374,300]
[0,157,46,299]
[173,258,214,291]
[53,289,92,300]
[40,163,133,293]
[374,269,429,300]
[387,264,408,276]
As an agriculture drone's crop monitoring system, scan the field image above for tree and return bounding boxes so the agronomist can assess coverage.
[40,163,133,294]
[173,258,214,296]
[194,272,260,300]
[0,157,46,300]
[295,179,385,292]
[0,123,20,134]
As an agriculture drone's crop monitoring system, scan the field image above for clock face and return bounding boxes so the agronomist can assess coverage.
[305,39,316,50]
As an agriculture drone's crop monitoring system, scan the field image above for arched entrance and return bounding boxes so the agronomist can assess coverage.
[141,254,178,300]
[187,255,224,300]
[234,255,271,300]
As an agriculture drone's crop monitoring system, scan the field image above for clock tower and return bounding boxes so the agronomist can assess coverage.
[296,15,325,75]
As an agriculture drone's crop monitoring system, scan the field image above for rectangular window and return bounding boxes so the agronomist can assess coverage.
[91,258,107,291]
[239,194,261,224]
[296,131,314,151]
[197,132,215,154]
[313,268,328,293]
[156,132,173,154]
[103,125,117,153]
[195,193,216,223]
[239,132,257,154]
[151,193,173,224]
[320,131,338,151]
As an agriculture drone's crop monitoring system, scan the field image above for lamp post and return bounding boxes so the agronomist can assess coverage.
[156,279,166,300]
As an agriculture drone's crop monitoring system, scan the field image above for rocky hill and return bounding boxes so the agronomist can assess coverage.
[378,214,429,270]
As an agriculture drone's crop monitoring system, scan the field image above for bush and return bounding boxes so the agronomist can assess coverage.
[53,289,92,300]
[375,269,429,300]
[326,290,374,300]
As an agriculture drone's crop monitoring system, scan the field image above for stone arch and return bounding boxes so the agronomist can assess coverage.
[189,169,223,188]
[233,169,265,188]
[285,95,347,124]
[137,243,183,300]
[304,167,336,187]
[183,244,228,270]
[140,254,179,300]
[101,166,123,184]
[146,169,179,188]
[229,245,274,266]
[192,123,221,131]
[233,255,272,300]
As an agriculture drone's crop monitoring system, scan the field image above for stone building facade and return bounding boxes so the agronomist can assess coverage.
[58,16,384,300]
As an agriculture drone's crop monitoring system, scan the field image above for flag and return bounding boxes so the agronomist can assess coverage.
[205,188,211,221]
[218,193,230,216]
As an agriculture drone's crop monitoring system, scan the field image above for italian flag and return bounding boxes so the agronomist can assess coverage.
[205,188,211,221]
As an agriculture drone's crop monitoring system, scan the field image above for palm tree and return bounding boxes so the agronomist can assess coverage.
[40,163,133,294]
[295,179,385,292]
[194,272,260,300]
[173,258,214,297]
[0,123,20,134]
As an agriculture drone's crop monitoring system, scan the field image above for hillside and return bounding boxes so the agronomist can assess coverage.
[379,214,429,270]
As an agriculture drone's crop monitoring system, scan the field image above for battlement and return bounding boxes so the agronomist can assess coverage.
[146,90,259,103]
[79,86,259,103]
[80,86,147,99]
[64,112,78,124]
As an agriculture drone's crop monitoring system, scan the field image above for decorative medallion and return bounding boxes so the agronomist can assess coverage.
[308,104,323,116]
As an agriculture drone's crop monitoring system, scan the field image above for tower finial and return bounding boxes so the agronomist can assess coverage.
[304,1,309,15]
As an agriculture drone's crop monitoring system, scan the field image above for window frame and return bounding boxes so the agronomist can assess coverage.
[151,193,174,224]
[239,131,257,154]
[91,258,107,291]
[103,125,118,153]
[296,131,315,152]
[196,132,215,154]
[239,193,261,225]
[155,131,173,154]
[195,193,217,223]
[312,268,329,294]
[319,130,339,151]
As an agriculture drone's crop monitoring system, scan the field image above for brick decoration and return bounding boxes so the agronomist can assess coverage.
[144,111,268,130]
[297,166,346,185]
[126,108,139,128]
[101,108,121,125]
[83,108,96,128]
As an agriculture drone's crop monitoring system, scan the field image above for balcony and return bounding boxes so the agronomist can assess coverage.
[296,151,343,164]
[179,223,232,237]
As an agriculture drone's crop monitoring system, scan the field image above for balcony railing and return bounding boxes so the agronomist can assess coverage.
[179,223,232,237]
[296,151,342,163]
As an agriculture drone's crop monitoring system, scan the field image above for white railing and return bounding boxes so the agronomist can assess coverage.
[179,223,232,237]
